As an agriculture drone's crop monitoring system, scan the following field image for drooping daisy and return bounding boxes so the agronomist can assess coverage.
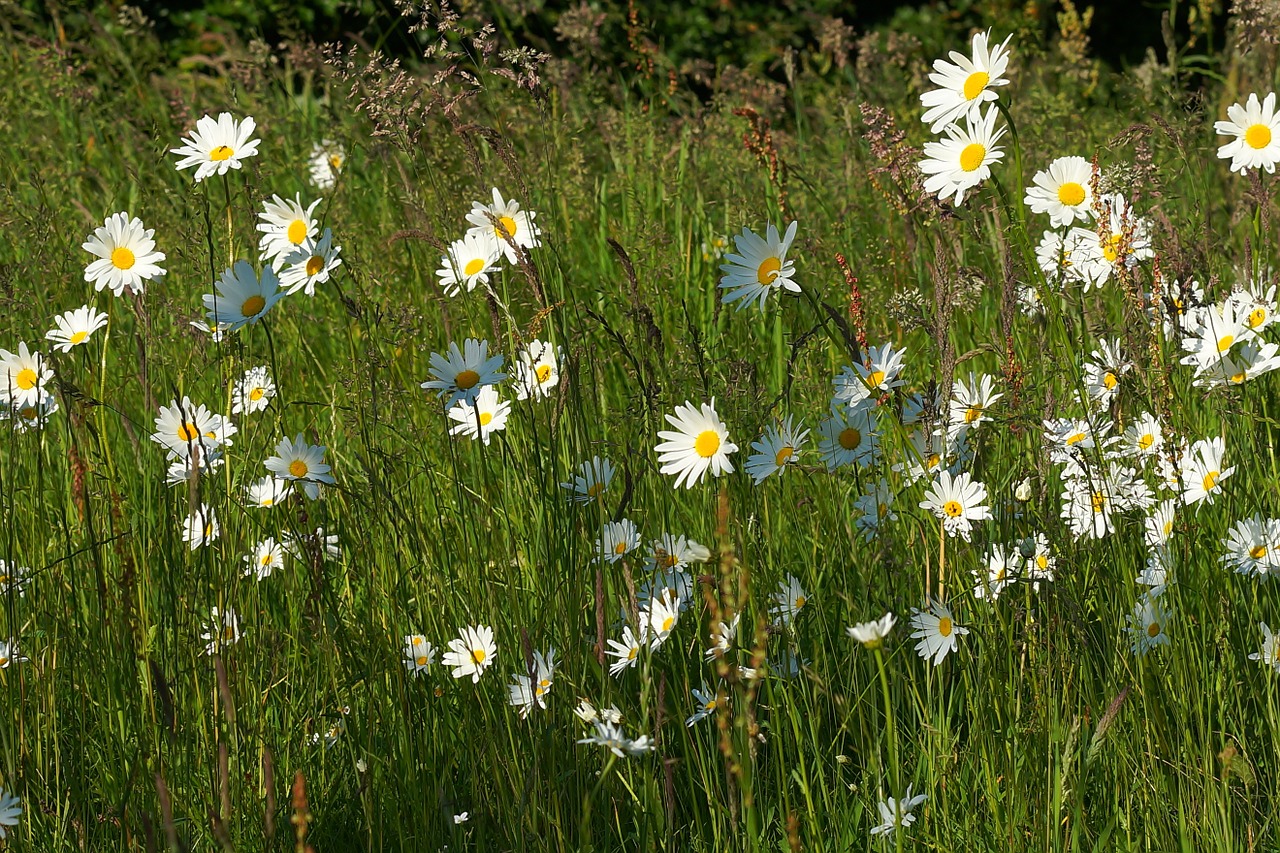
[203,261,285,332]
[717,221,800,311]
[833,343,908,407]
[1179,435,1234,506]
[595,519,641,564]
[165,451,224,488]
[441,624,497,683]
[3,391,59,434]
[281,527,342,563]
[642,592,681,650]
[1138,546,1173,590]
[654,398,737,489]
[308,139,345,190]
[464,188,542,263]
[770,574,809,627]
[847,612,896,649]
[513,339,562,401]
[1221,515,1280,578]
[257,193,321,270]
[507,648,557,719]
[919,29,1012,132]
[421,338,507,407]
[45,305,109,353]
[606,626,645,676]
[201,606,241,655]
[1126,591,1171,656]
[920,105,1006,206]
[437,232,503,297]
[573,699,623,725]
[685,684,725,727]
[1249,623,1280,671]
[744,415,809,484]
[150,397,236,461]
[1144,499,1177,548]
[1035,228,1092,286]
[0,789,21,839]
[264,434,336,500]
[403,634,436,675]
[705,613,740,660]
[245,476,292,508]
[0,639,27,669]
[171,113,261,182]
[919,469,990,541]
[1215,92,1280,174]
[182,504,220,550]
[232,366,276,415]
[870,785,928,838]
[279,228,342,296]
[243,537,286,580]
[560,456,615,503]
[0,343,53,410]
[1180,299,1249,376]
[853,479,898,541]
[577,720,652,758]
[973,544,1015,601]
[816,401,881,470]
[447,385,511,446]
[1023,156,1094,226]
[82,212,167,296]
[909,600,968,666]
[1228,279,1279,336]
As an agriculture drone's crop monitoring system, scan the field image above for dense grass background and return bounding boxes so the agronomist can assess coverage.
[3,1,1280,850]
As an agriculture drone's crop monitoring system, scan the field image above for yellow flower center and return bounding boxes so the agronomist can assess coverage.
[0,656,7,667]
[287,220,308,245]
[1249,307,1267,328]
[289,459,309,478]
[1245,123,1273,150]
[838,428,862,450]
[536,364,553,384]
[661,616,675,632]
[1147,621,1161,638]
[415,655,429,666]
[926,453,940,469]
[176,422,198,442]
[1138,433,1154,450]
[1102,234,1122,264]
[1057,182,1086,206]
[757,257,782,285]
[964,406,982,423]
[867,370,886,388]
[14,368,37,391]
[260,498,273,507]
[250,387,265,401]
[962,71,990,100]
[241,295,266,317]
[941,500,963,518]
[1091,491,1106,512]
[694,429,721,458]
[1203,470,1219,492]
[1251,544,1268,560]
[471,648,486,664]
[1036,554,1048,570]
[1163,520,1173,536]
[937,616,954,637]
[959,143,986,172]
[261,554,273,566]
[1066,432,1087,445]
[1218,335,1235,353]
[614,540,627,555]
[1231,372,1247,384]
[478,411,493,427]
[627,646,638,660]
[111,246,136,270]
[463,257,485,277]
[586,482,605,498]
[455,370,481,390]
[795,595,806,609]
[305,255,324,277]
[69,331,88,345]
[774,445,794,466]
[495,216,518,239]
[210,145,234,161]
[329,154,343,170]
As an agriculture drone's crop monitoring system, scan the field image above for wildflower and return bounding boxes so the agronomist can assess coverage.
[919,470,990,541]
[171,113,261,182]
[685,684,725,727]
[437,232,503,297]
[201,606,241,655]
[833,343,907,407]
[1228,280,1278,335]
[573,699,623,726]
[308,139,345,189]
[243,538,286,580]
[507,648,557,718]
[1126,590,1171,656]
[717,221,800,311]
[1221,515,1280,577]
[655,399,737,489]
[190,319,232,342]
[403,634,436,675]
[870,784,927,837]
[233,366,276,415]
[1181,299,1249,376]
[909,600,967,666]
[853,479,898,541]
[421,339,507,407]
[279,228,342,296]
[846,612,896,649]
[447,386,512,446]
[45,305,109,352]
[265,434,336,500]
[1144,499,1177,548]
[0,343,53,410]
[647,533,710,572]
[770,574,809,627]
[256,193,321,270]
[642,592,681,650]
[82,212,167,296]
[577,721,653,758]
[203,261,285,332]
[1035,228,1092,286]
[744,415,809,483]
[973,544,1015,601]
[453,812,470,825]
[1069,194,1153,288]
[606,626,645,676]
[1249,623,1280,671]
[1215,92,1280,174]
[441,625,497,683]
[245,476,292,508]
[182,504,220,550]
[920,106,1006,206]
[1123,412,1164,461]
[816,401,881,470]
[1020,533,1056,586]
[1082,339,1130,407]
[1023,156,1094,226]
[281,527,342,563]
[948,372,1002,434]
[0,639,27,668]
[919,29,1012,132]
[1179,436,1233,506]
[705,614,740,660]
[513,339,562,401]
[1138,546,1173,590]
[150,397,236,462]
[595,519,641,564]
[560,456,615,503]
[0,562,30,596]
[0,789,21,838]
[465,188,541,263]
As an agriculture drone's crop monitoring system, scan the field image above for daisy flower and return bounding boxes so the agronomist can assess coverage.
[279,228,342,296]
[165,451,224,488]
[1144,499,1177,548]
[744,415,809,483]
[577,720,652,758]
[560,456,615,503]
[245,476,292,508]
[0,562,31,596]
[973,544,1015,601]
[82,212,167,296]
[441,624,497,683]
[816,402,881,470]
[421,338,507,407]
[573,699,623,725]
[403,634,436,675]
[1249,623,1280,671]
[45,305,109,352]
[949,372,1002,433]
[685,684,725,727]
[770,574,809,627]
[1023,156,1094,226]
[853,479,898,541]
[464,188,541,263]
[1035,228,1092,285]
[919,469,990,541]
[201,606,241,655]
[832,343,907,407]
[1126,591,1171,656]
[1221,515,1280,577]
[870,784,928,837]
[507,648,557,718]
[1069,194,1153,288]
[1138,546,1173,590]
[257,193,321,271]
[513,339,562,401]
[264,434,336,500]
[595,519,641,563]
[233,366,276,415]
[1181,300,1249,376]
[0,343,52,410]
[919,28,1012,131]
[1123,412,1164,460]
[1228,279,1279,335]
[920,105,1006,206]
[642,592,681,650]
[706,613,740,660]
[1020,534,1056,585]
[1082,338,1130,407]
[437,232,503,297]
[308,139,345,190]
[606,626,645,676]
[1215,92,1280,174]
[447,386,512,445]
[647,533,710,572]
[909,600,968,666]
[281,527,342,563]
[0,639,27,668]
[847,612,896,649]
[149,397,233,461]
[717,221,800,311]
[171,113,260,182]
[243,537,286,580]
[654,398,738,489]
[1179,435,1233,506]
[203,261,285,332]
[0,789,21,839]
[182,504,220,550]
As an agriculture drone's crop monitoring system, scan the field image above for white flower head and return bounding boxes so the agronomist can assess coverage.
[171,113,261,182]
[654,398,737,489]
[82,212,167,296]
[718,221,800,311]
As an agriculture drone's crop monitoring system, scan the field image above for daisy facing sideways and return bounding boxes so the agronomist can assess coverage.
[279,228,342,296]
[257,193,321,270]
[171,112,261,182]
[655,398,738,489]
[717,221,800,311]
[438,231,503,297]
[45,305,109,352]
[447,386,511,445]
[744,415,809,484]
[309,139,345,190]
[909,600,968,666]
[560,456,615,503]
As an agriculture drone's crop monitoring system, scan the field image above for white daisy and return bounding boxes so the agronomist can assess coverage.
[0,562,31,596]
[1035,228,1093,286]
[816,401,880,470]
[1023,155,1094,226]
[919,28,1012,132]
[705,614,740,660]
[919,469,990,541]
[685,684,725,727]
[1221,515,1280,577]
[245,476,292,508]
[596,519,641,564]
[232,366,276,415]
[1179,435,1234,506]
[403,634,436,675]
[1215,92,1280,174]
[919,105,1006,206]
[507,648,557,719]
[441,624,497,683]
[1126,591,1171,656]
[279,228,342,296]
[1249,623,1280,671]
[203,261,285,332]
[948,372,1002,434]
[973,544,1015,601]
[182,503,220,550]
[82,212,167,297]
[0,789,19,839]
[1069,194,1153,289]
[0,343,53,410]
[447,385,511,446]
[438,232,503,297]
[642,592,681,650]
[464,188,541,263]
[421,338,507,407]
[853,479,898,541]
[647,533,710,572]
[513,339,562,401]
[717,221,800,311]
[870,784,928,837]
[847,612,896,649]
[149,397,236,461]
[309,139,345,190]
[1144,499,1177,548]
[1123,412,1164,460]
[833,343,907,407]
[606,626,645,676]
[264,434,336,500]
[0,639,27,669]
[577,720,652,758]
[770,574,809,628]
[654,398,738,489]
[171,113,261,182]
[909,600,967,666]
[257,193,321,271]
[744,415,809,483]
[201,606,241,655]
[243,537,286,580]
[560,456,615,503]
[45,305,109,352]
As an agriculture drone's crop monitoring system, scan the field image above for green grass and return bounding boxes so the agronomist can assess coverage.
[2,4,1280,851]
